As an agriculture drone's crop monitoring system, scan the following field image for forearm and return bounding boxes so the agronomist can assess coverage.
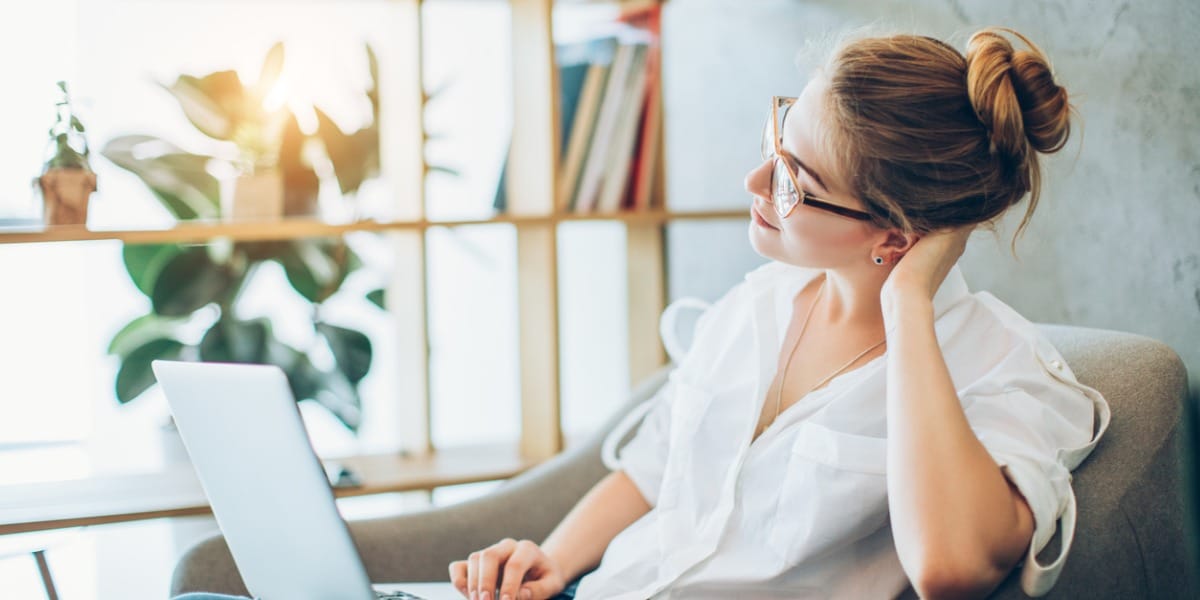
[539,470,652,582]
[884,296,1025,593]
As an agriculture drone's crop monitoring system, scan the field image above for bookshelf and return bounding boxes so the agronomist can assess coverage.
[1,0,749,524]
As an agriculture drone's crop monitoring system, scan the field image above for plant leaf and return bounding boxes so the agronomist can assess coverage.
[236,239,288,263]
[279,110,319,215]
[122,243,183,297]
[255,42,286,99]
[316,322,372,384]
[366,288,385,309]
[101,135,220,220]
[151,246,235,317]
[107,313,186,358]
[284,351,361,431]
[161,71,246,141]
[276,239,358,304]
[427,164,461,178]
[314,106,379,196]
[198,316,271,363]
[365,43,379,121]
[114,337,183,404]
[312,370,362,431]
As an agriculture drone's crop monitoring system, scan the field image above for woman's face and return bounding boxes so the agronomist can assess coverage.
[744,71,888,269]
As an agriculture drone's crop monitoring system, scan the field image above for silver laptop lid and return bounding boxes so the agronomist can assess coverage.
[152,359,376,600]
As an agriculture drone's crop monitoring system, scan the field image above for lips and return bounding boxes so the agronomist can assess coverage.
[752,204,779,230]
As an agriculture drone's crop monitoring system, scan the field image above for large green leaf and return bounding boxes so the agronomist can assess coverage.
[366,288,385,310]
[122,243,183,297]
[198,317,270,364]
[279,110,319,216]
[236,239,288,263]
[151,246,235,317]
[253,42,285,100]
[101,135,220,220]
[284,351,362,431]
[276,239,358,304]
[316,322,372,384]
[115,337,183,404]
[365,43,379,121]
[311,369,363,431]
[314,106,379,196]
[161,70,246,141]
[107,313,186,358]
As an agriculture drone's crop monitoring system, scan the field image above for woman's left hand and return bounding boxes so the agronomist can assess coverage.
[880,225,975,322]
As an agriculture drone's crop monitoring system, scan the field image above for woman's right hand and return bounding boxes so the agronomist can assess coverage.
[448,537,569,600]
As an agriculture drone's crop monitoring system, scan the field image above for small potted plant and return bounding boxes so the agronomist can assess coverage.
[36,81,96,226]
[163,43,290,221]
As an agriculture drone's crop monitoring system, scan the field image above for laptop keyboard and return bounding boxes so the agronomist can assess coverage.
[375,591,431,600]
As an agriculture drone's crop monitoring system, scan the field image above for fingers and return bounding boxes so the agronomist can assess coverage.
[448,560,469,597]
[472,537,517,600]
[498,540,540,600]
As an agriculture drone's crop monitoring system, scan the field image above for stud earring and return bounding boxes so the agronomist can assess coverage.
[873,256,885,265]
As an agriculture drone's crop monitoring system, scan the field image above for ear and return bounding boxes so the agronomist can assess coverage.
[874,229,920,263]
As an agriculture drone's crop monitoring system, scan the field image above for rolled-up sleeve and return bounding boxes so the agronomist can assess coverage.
[612,376,677,506]
[960,338,1107,597]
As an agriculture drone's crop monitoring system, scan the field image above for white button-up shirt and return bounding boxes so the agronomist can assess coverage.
[576,260,1111,599]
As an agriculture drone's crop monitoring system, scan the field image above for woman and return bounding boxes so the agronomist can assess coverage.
[173,25,1110,600]
[448,26,1107,600]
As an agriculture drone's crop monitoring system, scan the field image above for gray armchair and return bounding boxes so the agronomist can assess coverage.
[170,324,1198,598]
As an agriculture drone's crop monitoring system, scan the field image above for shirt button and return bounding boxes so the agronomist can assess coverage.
[1050,360,1064,370]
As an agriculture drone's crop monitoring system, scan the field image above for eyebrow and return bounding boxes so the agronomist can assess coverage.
[786,152,829,193]
[778,103,831,193]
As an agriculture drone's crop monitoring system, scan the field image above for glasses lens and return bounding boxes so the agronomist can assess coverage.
[772,158,799,217]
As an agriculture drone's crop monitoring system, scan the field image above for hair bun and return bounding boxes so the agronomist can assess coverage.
[965,27,1072,157]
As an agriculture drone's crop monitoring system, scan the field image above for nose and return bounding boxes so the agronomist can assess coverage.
[744,157,774,203]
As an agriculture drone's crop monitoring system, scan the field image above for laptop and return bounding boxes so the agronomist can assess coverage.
[152,359,464,600]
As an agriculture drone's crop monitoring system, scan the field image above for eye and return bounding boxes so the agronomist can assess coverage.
[784,158,814,198]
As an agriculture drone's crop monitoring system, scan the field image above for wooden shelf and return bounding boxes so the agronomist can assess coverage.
[0,0,690,538]
[0,208,749,246]
[0,442,543,535]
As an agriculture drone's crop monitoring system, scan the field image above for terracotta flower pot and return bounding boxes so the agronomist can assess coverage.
[38,167,96,227]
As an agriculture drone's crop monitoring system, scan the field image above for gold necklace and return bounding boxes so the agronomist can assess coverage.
[757,275,888,438]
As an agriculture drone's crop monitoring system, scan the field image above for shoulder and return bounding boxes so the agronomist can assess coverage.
[954,290,1067,369]
[948,290,1106,448]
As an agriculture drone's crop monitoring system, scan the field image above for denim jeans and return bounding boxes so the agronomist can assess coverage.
[171,572,589,600]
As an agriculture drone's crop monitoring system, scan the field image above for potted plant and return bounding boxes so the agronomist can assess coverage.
[99,40,456,438]
[163,42,289,221]
[106,236,379,434]
[36,81,97,227]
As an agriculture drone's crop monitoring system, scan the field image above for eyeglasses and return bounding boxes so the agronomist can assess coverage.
[760,96,874,221]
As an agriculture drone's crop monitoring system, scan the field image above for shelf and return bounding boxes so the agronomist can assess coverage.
[0,442,544,535]
[0,208,749,246]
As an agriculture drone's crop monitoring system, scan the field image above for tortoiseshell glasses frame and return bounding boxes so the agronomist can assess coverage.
[761,95,874,221]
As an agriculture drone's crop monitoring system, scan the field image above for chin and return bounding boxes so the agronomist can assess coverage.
[747,228,831,270]
[748,225,792,264]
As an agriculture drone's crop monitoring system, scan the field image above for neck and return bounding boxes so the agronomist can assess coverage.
[814,264,892,328]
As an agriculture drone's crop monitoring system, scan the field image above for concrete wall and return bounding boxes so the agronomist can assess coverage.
[660,0,1200,401]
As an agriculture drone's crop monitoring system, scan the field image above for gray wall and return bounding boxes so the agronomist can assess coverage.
[659,0,1200,401]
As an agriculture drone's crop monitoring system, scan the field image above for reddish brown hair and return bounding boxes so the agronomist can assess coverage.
[817,26,1075,255]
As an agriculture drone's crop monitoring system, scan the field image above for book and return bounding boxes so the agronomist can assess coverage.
[594,41,649,213]
[494,36,617,213]
[557,36,619,212]
[621,4,662,211]
[572,31,652,213]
